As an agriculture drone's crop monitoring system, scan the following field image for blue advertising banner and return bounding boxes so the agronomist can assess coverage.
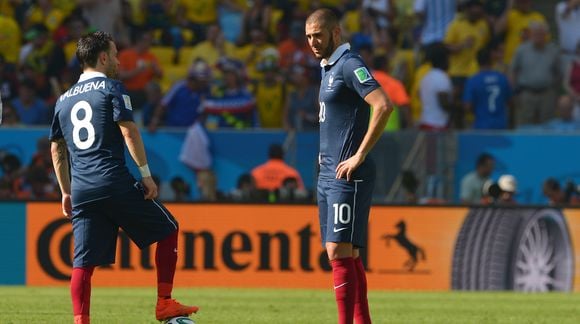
[0,202,25,284]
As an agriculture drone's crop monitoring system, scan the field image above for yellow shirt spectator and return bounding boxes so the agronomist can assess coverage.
[190,40,236,71]
[179,0,218,25]
[52,0,75,15]
[0,0,20,17]
[409,62,431,122]
[26,5,65,32]
[232,43,278,81]
[503,9,546,64]
[445,17,490,77]
[255,79,285,128]
[0,15,21,64]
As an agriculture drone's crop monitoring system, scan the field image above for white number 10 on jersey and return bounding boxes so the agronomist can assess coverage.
[319,101,326,122]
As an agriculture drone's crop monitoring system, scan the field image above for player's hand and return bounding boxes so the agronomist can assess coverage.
[62,193,72,218]
[335,152,365,182]
[141,176,158,200]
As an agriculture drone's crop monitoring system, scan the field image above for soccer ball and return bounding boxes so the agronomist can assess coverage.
[164,316,195,324]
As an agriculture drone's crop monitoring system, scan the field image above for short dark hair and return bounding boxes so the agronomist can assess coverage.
[476,153,494,168]
[306,8,340,31]
[268,144,284,160]
[76,31,113,68]
[544,178,561,191]
[426,43,449,70]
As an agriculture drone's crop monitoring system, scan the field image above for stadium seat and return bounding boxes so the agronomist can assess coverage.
[160,65,188,92]
[151,46,177,67]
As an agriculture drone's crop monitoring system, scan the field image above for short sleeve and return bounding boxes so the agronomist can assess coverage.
[111,81,134,122]
[48,109,63,141]
[342,56,380,100]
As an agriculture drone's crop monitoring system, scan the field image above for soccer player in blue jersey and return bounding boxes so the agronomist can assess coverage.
[305,9,393,324]
[49,31,198,324]
[463,48,513,129]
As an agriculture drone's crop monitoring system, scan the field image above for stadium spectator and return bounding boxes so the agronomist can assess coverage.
[77,0,124,41]
[278,176,309,203]
[19,23,67,99]
[400,170,420,204]
[229,173,265,202]
[563,41,580,104]
[383,28,415,91]
[61,15,90,67]
[543,178,568,205]
[119,28,163,111]
[24,0,65,32]
[177,0,220,44]
[0,54,19,102]
[460,153,495,204]
[0,153,24,199]
[283,65,318,131]
[0,101,20,126]
[10,79,50,125]
[254,57,285,128]
[362,0,396,29]
[444,0,490,128]
[367,52,411,130]
[497,174,517,204]
[414,0,456,47]
[169,176,191,202]
[542,95,580,131]
[555,0,580,69]
[463,48,513,129]
[218,0,246,43]
[495,0,547,65]
[418,43,453,130]
[202,58,257,129]
[188,24,236,77]
[511,22,560,127]
[0,12,21,64]
[234,27,278,81]
[141,81,163,127]
[277,20,315,71]
[251,143,304,192]
[149,59,211,131]
[15,165,59,200]
[238,0,273,45]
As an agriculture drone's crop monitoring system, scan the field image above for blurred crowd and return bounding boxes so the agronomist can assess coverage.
[1,0,579,203]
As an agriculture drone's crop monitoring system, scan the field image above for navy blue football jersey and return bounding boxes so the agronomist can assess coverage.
[49,72,135,206]
[318,44,380,180]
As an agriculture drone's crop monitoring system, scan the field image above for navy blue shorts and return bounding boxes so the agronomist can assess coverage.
[71,182,178,267]
[317,177,374,248]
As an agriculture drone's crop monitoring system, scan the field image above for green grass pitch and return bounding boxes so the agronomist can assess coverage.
[1,286,580,323]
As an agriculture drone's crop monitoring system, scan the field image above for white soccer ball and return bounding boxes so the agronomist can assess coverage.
[164,316,195,324]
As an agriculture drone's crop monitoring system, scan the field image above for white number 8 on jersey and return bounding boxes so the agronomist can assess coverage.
[71,100,95,150]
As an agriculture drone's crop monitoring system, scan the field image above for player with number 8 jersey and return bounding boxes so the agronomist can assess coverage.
[49,31,198,324]
[306,9,393,324]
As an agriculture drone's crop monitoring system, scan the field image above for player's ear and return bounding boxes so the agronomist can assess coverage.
[98,51,108,66]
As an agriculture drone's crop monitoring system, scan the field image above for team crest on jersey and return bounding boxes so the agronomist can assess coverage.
[354,67,372,83]
[122,94,133,110]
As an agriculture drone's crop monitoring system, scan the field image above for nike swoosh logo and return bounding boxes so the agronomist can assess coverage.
[333,227,348,233]
[334,282,349,289]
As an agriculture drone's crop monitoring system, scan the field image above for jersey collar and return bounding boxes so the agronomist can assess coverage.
[78,71,107,82]
[320,43,351,68]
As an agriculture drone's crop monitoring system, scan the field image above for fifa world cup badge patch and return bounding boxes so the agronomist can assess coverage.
[122,94,133,110]
[354,67,372,83]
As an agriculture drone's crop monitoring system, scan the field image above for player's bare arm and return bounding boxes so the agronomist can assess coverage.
[335,88,393,181]
[50,138,72,217]
[118,120,158,199]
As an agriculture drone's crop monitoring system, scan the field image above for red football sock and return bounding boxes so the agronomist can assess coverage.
[156,229,178,298]
[71,266,95,316]
[331,257,356,324]
[354,257,371,324]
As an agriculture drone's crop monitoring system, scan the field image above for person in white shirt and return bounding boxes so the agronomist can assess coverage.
[419,43,453,130]
[556,0,580,69]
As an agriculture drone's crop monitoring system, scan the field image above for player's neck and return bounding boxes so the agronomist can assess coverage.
[83,67,106,75]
